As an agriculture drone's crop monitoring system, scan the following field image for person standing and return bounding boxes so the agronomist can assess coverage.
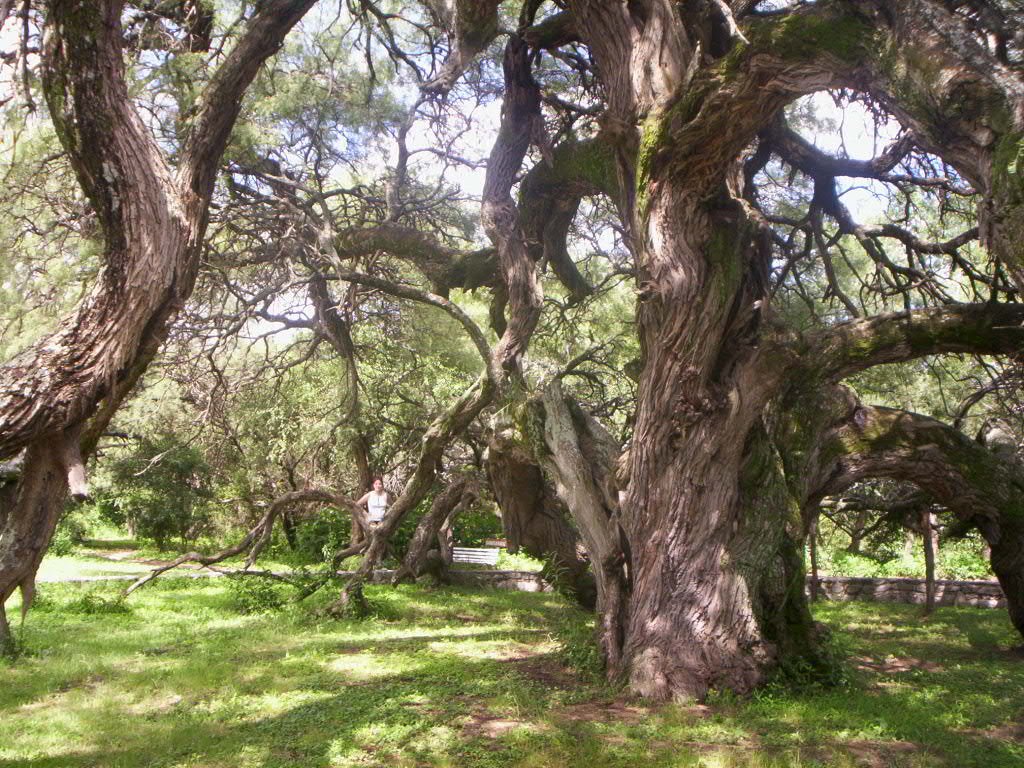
[358,477,388,527]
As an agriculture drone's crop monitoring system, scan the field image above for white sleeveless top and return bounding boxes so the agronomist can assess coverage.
[367,491,388,523]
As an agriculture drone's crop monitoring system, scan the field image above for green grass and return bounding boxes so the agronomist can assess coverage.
[36,538,541,585]
[36,539,301,584]
[2,583,1022,767]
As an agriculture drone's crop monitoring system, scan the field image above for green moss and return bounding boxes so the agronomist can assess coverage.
[635,112,668,218]
[990,130,1024,270]
[706,222,747,306]
[744,9,874,66]
[993,130,1024,202]
[875,40,946,128]
[635,90,708,218]
[559,140,616,194]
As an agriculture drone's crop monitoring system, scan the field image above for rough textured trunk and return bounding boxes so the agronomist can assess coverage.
[0,0,317,632]
[614,190,786,699]
[550,0,887,700]
[393,477,474,584]
[923,510,938,615]
[487,418,596,608]
[437,516,453,565]
[0,441,68,647]
[282,510,299,550]
[808,518,820,603]
[538,0,1024,698]
[987,517,1024,639]
[538,381,629,674]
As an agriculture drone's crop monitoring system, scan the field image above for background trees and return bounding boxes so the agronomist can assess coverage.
[1,0,1023,700]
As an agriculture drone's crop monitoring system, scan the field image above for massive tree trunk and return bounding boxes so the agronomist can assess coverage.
[0,0,318,638]
[548,0,896,700]
[613,189,786,698]
[529,0,1024,700]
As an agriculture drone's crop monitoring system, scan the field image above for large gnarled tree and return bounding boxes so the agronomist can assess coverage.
[0,0,320,645]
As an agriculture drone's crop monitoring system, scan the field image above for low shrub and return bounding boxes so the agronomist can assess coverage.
[227,577,287,614]
[63,590,133,616]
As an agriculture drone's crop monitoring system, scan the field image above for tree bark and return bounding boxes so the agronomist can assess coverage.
[393,476,475,584]
[487,415,597,609]
[0,441,68,648]
[923,509,937,615]
[553,0,886,701]
[537,381,629,672]
[809,517,820,603]
[0,0,317,633]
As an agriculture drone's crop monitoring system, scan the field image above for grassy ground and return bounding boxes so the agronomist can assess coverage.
[36,538,304,583]
[1,580,1022,768]
[35,538,542,584]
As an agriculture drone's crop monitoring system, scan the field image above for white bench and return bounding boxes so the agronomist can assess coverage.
[452,547,500,566]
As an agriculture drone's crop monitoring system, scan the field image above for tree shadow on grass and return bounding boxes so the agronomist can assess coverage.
[5,595,1023,768]
[0,652,620,768]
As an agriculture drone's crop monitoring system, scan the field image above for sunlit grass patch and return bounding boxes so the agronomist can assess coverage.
[2,583,1022,767]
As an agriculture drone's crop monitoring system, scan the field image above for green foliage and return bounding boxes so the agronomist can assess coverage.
[45,526,76,557]
[47,504,106,557]
[937,536,994,580]
[816,511,995,580]
[287,507,353,564]
[227,577,287,614]
[62,589,133,616]
[4,583,1023,768]
[495,549,543,571]
[551,609,605,682]
[92,434,214,551]
[451,503,502,548]
[758,628,854,696]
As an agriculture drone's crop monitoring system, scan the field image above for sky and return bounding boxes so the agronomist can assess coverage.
[801,91,902,220]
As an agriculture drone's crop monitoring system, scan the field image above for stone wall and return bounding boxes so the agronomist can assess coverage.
[448,569,551,592]
[807,575,1005,609]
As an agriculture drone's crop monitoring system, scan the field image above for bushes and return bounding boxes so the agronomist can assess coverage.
[46,526,77,556]
[818,535,994,580]
[47,504,105,556]
[92,435,214,551]
[939,535,993,580]
[551,609,604,681]
[63,591,133,616]
[226,577,287,614]
[288,507,352,564]
[451,503,502,547]
[29,586,132,616]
